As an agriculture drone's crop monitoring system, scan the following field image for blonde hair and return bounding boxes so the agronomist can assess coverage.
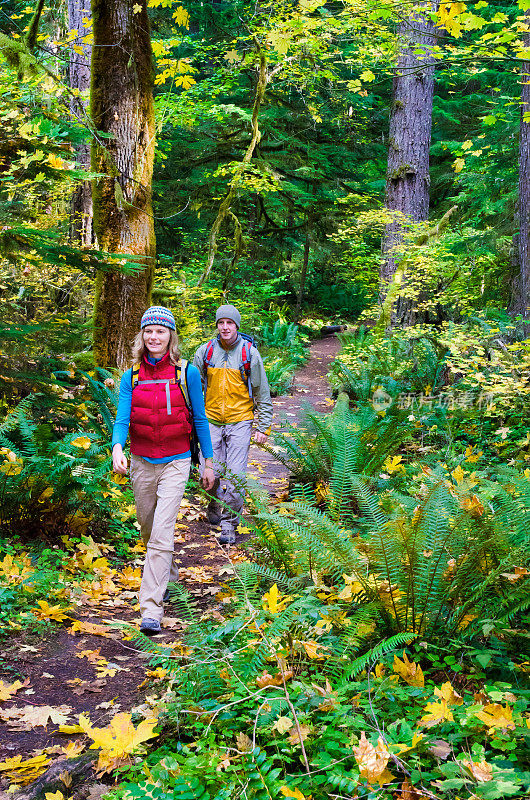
[131,328,181,366]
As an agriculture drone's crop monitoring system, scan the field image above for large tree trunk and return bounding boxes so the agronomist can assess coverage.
[68,0,94,245]
[512,19,530,323]
[91,0,156,368]
[382,4,437,315]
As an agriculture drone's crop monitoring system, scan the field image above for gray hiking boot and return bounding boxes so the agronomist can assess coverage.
[140,618,161,635]
[218,529,236,545]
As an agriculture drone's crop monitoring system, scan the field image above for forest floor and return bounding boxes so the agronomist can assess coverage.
[0,335,341,783]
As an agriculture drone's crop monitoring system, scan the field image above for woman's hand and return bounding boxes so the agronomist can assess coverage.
[112,444,128,475]
[201,466,216,491]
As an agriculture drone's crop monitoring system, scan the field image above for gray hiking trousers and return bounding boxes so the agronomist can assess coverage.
[205,420,252,534]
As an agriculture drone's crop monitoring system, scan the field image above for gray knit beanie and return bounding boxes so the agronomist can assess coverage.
[215,304,241,328]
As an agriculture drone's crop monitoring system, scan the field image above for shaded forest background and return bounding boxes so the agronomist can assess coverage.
[2,0,530,374]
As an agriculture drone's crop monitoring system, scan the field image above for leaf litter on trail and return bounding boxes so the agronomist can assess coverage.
[0,704,71,729]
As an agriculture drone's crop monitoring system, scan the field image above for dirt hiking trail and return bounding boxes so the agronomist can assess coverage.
[0,335,341,789]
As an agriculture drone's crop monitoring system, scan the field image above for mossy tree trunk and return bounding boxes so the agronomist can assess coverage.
[382,3,438,317]
[512,15,530,325]
[91,0,155,368]
[68,0,94,246]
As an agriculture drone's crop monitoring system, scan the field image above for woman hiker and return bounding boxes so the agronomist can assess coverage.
[112,306,215,635]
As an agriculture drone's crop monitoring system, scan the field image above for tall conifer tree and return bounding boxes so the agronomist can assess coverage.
[513,14,530,323]
[382,3,438,318]
[91,0,155,368]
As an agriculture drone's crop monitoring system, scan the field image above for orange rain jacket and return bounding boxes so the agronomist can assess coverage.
[193,334,273,432]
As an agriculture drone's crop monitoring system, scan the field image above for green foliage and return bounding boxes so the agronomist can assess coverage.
[0,370,132,542]
[268,392,412,489]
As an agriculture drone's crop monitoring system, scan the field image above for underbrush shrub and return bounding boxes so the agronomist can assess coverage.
[331,319,530,464]
[0,369,135,545]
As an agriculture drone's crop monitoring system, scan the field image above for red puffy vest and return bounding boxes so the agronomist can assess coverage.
[129,352,192,458]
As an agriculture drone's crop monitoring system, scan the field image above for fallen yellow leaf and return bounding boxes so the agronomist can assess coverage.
[353,731,394,785]
[78,712,158,774]
[474,703,515,733]
[393,651,424,687]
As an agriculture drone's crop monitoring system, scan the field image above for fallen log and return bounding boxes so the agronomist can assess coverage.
[16,752,98,800]
[320,325,347,335]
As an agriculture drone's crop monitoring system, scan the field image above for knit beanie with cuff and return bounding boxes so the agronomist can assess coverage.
[215,304,241,329]
[141,306,176,330]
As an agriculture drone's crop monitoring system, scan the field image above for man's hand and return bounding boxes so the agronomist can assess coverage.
[253,431,269,445]
[201,466,216,491]
[112,444,128,475]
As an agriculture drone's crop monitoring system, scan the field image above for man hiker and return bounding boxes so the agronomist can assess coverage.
[193,304,273,544]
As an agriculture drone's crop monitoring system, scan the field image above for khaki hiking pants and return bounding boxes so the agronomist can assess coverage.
[207,420,252,534]
[130,454,191,622]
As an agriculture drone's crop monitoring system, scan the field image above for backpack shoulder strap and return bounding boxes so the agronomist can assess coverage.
[131,363,141,389]
[237,335,254,397]
[175,359,191,410]
[238,334,254,378]
[203,339,216,370]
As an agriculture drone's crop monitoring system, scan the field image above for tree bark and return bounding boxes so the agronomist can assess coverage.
[382,4,437,299]
[296,225,310,314]
[512,16,530,322]
[68,0,94,245]
[91,0,156,368]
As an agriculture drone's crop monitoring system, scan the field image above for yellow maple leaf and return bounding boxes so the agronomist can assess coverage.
[273,716,294,734]
[0,553,33,583]
[45,791,64,800]
[47,154,64,169]
[393,652,424,687]
[451,464,465,484]
[434,681,463,706]
[61,741,85,758]
[301,640,329,660]
[383,455,404,474]
[474,703,515,733]
[0,704,71,728]
[353,731,395,785]
[262,583,291,614]
[71,436,91,449]
[32,600,70,622]
[78,712,158,774]
[0,754,51,785]
[68,620,113,638]
[419,699,454,727]
[0,679,24,702]
[280,786,306,800]
[437,1,467,37]
[337,573,364,601]
[172,5,189,26]
[117,566,142,589]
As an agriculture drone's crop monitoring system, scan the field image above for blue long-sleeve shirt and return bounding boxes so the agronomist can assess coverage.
[112,357,213,464]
